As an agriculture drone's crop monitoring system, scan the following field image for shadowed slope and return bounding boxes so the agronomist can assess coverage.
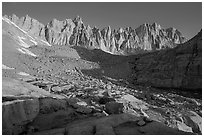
[72,30,202,91]
[128,30,202,90]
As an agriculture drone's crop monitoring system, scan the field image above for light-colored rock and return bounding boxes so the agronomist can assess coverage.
[121,94,149,110]
[176,121,193,133]
[51,85,73,93]
[51,86,62,92]
[67,98,93,114]
[67,98,88,108]
[93,112,108,117]
[115,90,121,95]
[122,94,143,102]
[8,14,45,39]
[143,116,153,122]
[2,77,65,99]
[106,84,112,90]
[183,111,202,133]
[4,14,186,55]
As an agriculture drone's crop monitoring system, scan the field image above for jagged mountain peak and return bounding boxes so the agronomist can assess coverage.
[3,14,187,55]
[166,27,186,44]
[151,22,162,30]
[166,27,181,35]
[73,15,83,26]
[74,15,83,21]
[138,22,163,31]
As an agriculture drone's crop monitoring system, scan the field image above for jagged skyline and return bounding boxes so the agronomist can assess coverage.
[2,2,202,39]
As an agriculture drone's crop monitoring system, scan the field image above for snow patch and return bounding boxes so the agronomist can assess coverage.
[2,64,15,69]
[18,36,30,48]
[18,36,26,40]
[41,39,52,46]
[18,72,30,76]
[3,17,51,47]
[3,17,36,41]
[3,17,27,34]
[27,34,35,41]
[2,17,12,25]
[30,39,38,45]
[18,48,37,57]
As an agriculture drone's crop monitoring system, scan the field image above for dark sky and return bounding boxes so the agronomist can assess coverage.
[2,2,202,39]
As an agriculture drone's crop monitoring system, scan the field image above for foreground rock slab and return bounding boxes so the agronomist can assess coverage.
[33,113,192,135]
[2,99,39,134]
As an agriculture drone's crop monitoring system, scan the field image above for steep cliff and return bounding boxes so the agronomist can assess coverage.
[6,14,46,40]
[129,30,202,90]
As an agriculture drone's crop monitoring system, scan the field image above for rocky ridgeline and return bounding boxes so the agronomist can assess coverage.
[129,30,202,90]
[5,14,186,55]
[4,14,46,40]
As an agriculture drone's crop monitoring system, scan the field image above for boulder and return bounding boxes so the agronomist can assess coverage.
[51,85,73,93]
[176,121,193,133]
[183,111,202,133]
[64,113,192,135]
[98,96,115,104]
[64,113,141,135]
[105,101,124,114]
[121,94,149,110]
[51,86,62,92]
[67,98,93,114]
[39,97,68,114]
[143,116,153,122]
[67,98,88,108]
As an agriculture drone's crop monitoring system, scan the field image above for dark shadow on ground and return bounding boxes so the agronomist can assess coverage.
[72,46,132,80]
[71,46,202,99]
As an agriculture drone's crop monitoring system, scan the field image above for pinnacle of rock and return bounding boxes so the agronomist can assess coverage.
[3,14,187,55]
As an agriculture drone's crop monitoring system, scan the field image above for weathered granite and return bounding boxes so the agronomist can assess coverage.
[129,30,202,90]
[4,14,186,55]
